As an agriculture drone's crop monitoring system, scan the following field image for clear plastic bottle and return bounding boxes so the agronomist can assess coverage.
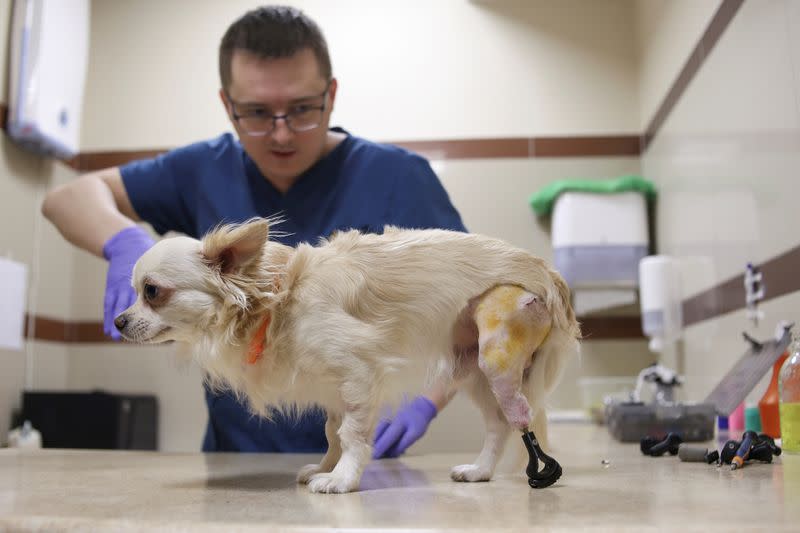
[779,337,800,453]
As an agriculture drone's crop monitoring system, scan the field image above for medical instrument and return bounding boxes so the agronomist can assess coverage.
[720,432,781,467]
[730,430,757,470]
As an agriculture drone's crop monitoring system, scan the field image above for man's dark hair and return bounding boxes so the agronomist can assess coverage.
[219,5,332,90]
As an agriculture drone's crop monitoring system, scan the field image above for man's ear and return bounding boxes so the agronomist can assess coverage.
[327,77,338,113]
[203,219,269,274]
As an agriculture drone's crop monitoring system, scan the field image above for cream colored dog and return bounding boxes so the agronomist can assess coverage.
[115,218,580,493]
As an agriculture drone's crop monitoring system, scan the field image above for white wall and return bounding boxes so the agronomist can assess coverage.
[641,0,800,400]
[634,0,722,130]
[81,0,640,151]
[0,128,74,443]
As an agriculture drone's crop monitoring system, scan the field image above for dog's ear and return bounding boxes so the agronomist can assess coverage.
[203,219,269,274]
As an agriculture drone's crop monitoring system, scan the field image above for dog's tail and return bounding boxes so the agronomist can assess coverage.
[544,265,581,341]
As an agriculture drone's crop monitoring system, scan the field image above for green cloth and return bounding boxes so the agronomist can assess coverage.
[529,175,657,216]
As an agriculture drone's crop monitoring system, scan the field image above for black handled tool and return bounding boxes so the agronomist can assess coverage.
[721,432,781,466]
[640,433,682,456]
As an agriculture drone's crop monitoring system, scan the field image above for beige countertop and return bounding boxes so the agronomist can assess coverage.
[1,423,798,532]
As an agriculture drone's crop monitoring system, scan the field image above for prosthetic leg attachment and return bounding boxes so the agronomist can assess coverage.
[522,429,562,488]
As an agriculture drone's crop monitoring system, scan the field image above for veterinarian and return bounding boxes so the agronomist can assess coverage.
[42,5,465,458]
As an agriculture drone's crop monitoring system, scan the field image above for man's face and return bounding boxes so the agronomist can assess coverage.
[221,48,337,189]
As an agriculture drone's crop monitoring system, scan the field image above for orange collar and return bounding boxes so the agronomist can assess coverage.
[246,313,271,365]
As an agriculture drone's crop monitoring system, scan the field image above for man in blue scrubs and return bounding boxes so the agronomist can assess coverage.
[42,5,465,456]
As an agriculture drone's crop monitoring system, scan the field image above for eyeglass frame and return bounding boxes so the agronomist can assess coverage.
[224,80,333,137]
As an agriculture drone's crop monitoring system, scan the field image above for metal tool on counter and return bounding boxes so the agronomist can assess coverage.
[705,322,793,418]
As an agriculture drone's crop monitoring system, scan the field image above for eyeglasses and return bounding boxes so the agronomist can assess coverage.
[225,81,332,137]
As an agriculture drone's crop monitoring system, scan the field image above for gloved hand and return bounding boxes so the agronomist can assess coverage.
[102,226,155,339]
[372,395,437,459]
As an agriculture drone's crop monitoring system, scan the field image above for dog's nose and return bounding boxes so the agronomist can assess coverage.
[114,314,128,331]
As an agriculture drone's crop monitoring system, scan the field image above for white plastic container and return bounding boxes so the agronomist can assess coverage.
[552,191,649,289]
[639,255,683,352]
[7,0,90,159]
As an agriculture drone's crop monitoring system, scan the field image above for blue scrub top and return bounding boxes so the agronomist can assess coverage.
[120,127,466,453]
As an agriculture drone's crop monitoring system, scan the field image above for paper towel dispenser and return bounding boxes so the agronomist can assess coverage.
[552,191,649,314]
[7,0,90,159]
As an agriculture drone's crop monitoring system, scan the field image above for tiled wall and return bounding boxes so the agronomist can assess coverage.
[641,0,800,402]
[0,139,76,442]
[0,0,79,442]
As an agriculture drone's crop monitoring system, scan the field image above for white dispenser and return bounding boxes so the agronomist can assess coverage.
[7,0,90,159]
[552,191,649,314]
[639,255,683,352]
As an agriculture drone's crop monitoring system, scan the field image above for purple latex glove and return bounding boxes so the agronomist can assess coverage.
[372,396,437,459]
[102,226,155,339]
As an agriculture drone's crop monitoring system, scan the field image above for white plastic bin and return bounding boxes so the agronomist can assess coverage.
[552,191,649,288]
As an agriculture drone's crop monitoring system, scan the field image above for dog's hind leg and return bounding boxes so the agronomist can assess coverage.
[450,285,553,483]
[297,412,342,484]
[473,285,552,432]
[450,374,511,482]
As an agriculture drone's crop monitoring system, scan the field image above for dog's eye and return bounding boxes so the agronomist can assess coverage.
[144,283,159,301]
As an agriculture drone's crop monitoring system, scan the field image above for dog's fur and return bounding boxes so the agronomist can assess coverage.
[116,219,580,493]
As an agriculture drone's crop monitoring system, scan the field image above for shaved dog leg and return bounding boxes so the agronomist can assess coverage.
[474,286,552,431]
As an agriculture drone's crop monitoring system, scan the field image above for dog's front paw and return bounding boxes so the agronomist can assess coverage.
[450,464,493,482]
[297,463,328,484]
[307,472,359,494]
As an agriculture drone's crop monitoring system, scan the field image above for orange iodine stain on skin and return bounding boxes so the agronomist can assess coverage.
[476,286,525,331]
[475,285,553,373]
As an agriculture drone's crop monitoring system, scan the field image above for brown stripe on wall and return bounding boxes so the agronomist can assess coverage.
[579,316,643,340]
[71,135,640,172]
[393,138,530,160]
[66,149,167,172]
[683,244,800,327]
[24,314,110,343]
[22,314,645,343]
[642,0,744,151]
[533,135,641,157]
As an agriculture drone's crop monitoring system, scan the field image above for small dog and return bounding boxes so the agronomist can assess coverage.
[116,218,580,493]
